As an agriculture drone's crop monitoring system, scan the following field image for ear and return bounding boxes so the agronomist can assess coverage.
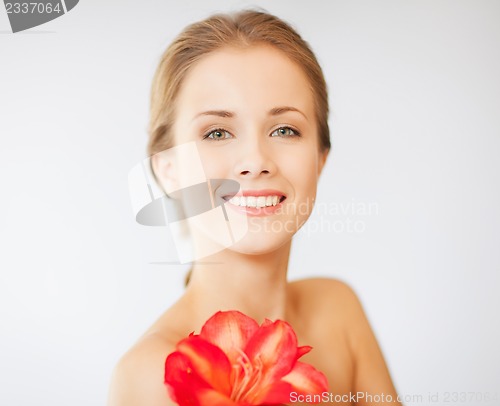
[317,148,330,176]
[151,150,180,195]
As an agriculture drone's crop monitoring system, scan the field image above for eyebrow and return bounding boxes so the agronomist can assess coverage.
[193,106,308,121]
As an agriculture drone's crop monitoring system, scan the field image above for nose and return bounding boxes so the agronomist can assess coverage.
[233,135,276,178]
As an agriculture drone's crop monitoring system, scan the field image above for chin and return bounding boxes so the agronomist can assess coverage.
[227,231,291,256]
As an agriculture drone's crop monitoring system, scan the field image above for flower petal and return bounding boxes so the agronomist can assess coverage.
[200,310,259,364]
[165,351,237,405]
[259,381,296,404]
[282,361,329,394]
[244,320,298,385]
[176,335,232,395]
[259,361,328,404]
[261,318,273,327]
[164,352,209,405]
[197,390,239,406]
[296,345,312,360]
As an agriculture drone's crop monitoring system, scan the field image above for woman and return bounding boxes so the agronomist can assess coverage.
[108,10,401,405]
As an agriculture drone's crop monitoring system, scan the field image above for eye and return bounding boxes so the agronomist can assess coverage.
[203,128,233,141]
[270,126,300,138]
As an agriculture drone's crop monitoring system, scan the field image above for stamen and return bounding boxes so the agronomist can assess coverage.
[230,349,264,402]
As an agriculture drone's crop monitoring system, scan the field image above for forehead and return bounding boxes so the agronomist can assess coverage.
[174,45,315,119]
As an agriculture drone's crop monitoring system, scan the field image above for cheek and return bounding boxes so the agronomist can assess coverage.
[286,154,319,195]
[196,147,230,178]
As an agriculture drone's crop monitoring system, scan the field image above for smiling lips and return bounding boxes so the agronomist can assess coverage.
[222,189,286,216]
[225,190,286,217]
[228,194,283,208]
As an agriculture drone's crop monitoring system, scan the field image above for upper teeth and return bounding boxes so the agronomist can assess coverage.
[227,195,282,208]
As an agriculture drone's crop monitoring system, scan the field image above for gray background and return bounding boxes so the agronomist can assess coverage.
[1,0,499,405]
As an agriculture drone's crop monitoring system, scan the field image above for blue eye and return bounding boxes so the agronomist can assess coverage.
[204,129,232,141]
[271,127,300,137]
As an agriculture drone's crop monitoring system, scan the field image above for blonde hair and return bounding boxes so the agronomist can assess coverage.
[147,9,330,157]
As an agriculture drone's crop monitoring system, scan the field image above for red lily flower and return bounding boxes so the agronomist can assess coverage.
[165,310,328,405]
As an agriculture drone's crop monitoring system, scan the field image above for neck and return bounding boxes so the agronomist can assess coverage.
[183,240,292,325]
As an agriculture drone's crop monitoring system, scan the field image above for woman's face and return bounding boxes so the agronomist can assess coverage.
[158,45,328,256]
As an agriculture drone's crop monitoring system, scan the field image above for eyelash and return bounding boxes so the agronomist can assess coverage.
[202,126,301,141]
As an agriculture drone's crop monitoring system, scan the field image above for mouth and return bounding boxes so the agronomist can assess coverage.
[222,190,287,208]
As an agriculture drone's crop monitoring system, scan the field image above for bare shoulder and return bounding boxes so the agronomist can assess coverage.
[288,277,372,351]
[291,277,377,351]
[288,276,356,294]
[289,277,401,404]
[288,277,363,316]
[107,333,176,406]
